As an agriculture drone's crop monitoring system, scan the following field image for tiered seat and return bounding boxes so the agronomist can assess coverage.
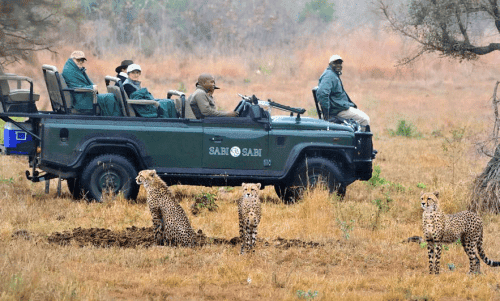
[105,75,193,118]
[42,64,98,114]
[0,72,39,113]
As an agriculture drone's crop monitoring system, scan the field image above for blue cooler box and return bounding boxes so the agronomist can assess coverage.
[3,122,35,155]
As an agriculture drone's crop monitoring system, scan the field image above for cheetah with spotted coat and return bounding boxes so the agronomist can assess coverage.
[136,169,195,247]
[421,191,500,274]
[238,183,262,254]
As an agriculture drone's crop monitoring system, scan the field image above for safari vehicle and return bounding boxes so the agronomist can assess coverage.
[0,66,375,203]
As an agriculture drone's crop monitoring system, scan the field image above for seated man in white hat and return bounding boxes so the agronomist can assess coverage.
[316,54,370,131]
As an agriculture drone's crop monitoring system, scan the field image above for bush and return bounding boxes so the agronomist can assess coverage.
[389,119,420,138]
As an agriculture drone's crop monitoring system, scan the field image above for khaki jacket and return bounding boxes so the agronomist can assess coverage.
[188,84,231,119]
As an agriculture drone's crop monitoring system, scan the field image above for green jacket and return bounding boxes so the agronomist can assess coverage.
[316,66,356,118]
[130,88,177,118]
[61,58,122,116]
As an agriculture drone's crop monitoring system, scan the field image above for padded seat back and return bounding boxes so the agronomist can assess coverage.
[106,85,129,116]
[168,90,194,119]
[0,72,39,113]
[42,65,71,113]
[312,86,324,120]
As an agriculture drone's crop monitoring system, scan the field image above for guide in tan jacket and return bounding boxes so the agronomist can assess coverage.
[189,73,238,119]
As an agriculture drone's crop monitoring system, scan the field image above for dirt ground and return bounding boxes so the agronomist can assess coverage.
[13,227,324,250]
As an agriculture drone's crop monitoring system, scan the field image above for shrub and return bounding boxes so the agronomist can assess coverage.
[389,119,420,138]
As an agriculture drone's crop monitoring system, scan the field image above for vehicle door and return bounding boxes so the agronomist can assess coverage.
[136,118,203,169]
[202,117,269,170]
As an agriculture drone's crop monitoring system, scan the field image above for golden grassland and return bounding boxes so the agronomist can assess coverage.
[2,30,500,300]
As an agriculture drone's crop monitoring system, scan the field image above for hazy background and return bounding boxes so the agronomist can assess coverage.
[3,1,500,299]
[4,0,500,140]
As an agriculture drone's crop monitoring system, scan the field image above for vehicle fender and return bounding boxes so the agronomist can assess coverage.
[279,142,355,181]
[69,137,150,170]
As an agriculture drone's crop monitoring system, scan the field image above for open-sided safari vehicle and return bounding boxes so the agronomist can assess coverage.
[0,66,375,203]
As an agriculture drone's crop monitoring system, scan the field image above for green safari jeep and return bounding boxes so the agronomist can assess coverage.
[0,69,375,203]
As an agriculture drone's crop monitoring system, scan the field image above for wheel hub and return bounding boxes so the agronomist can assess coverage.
[98,171,121,193]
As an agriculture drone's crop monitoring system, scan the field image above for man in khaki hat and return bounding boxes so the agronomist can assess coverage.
[62,50,122,116]
[317,54,370,131]
[188,73,238,119]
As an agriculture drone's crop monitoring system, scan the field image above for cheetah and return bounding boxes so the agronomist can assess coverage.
[136,169,195,247]
[421,191,500,274]
[238,183,262,254]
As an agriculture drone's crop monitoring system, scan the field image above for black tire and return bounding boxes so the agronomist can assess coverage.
[81,154,139,202]
[274,183,297,205]
[275,157,346,204]
[67,177,83,199]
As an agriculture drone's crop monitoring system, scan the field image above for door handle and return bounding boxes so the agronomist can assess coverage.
[210,137,223,143]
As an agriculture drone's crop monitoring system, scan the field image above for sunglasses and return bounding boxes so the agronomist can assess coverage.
[76,58,87,63]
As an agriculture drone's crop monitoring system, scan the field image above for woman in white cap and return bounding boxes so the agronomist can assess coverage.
[115,59,133,85]
[122,64,177,118]
[122,64,142,97]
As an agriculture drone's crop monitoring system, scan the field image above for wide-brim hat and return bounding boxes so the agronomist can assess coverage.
[116,60,134,73]
[194,83,220,89]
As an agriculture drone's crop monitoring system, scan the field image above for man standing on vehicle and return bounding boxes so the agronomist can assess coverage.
[316,55,370,131]
[189,73,238,119]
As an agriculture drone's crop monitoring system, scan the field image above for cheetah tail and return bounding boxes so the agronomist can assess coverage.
[478,235,500,267]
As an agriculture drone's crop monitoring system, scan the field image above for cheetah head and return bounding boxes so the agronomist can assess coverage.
[242,182,261,198]
[420,191,440,212]
[136,169,157,187]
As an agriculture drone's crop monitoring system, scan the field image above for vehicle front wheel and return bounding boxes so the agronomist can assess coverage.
[81,154,139,202]
[275,157,346,204]
[274,183,297,205]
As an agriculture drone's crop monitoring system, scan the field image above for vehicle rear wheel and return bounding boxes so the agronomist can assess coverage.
[81,154,139,202]
[67,177,83,199]
[275,157,345,204]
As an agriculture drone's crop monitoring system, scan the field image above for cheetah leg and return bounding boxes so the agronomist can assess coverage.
[150,208,164,246]
[434,244,442,274]
[246,225,253,252]
[427,242,435,274]
[164,231,174,247]
[238,212,244,240]
[240,225,248,254]
[241,224,254,254]
[250,226,257,253]
[463,241,481,274]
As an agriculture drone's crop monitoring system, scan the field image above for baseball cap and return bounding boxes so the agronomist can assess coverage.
[70,50,86,60]
[329,54,343,63]
[127,64,142,73]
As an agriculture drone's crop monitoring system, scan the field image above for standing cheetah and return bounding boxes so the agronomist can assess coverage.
[238,183,262,254]
[136,169,195,247]
[421,191,500,274]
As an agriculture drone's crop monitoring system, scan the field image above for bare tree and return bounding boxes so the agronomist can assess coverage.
[470,82,500,214]
[379,0,500,64]
[0,0,62,68]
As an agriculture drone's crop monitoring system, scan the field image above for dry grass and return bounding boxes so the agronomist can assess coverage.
[1,29,500,300]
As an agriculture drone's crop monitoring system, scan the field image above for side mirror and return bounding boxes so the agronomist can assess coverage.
[249,104,262,120]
